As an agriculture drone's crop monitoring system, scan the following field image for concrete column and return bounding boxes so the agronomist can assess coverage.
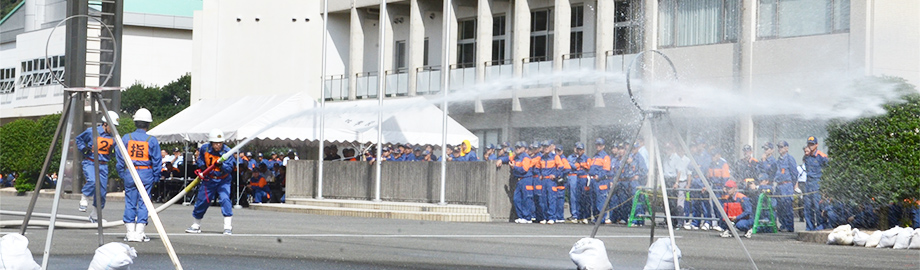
[348,6,364,100]
[383,6,396,76]
[512,0,530,78]
[476,0,493,83]
[736,0,757,153]
[594,0,614,108]
[849,0,870,77]
[475,0,493,113]
[511,0,530,111]
[448,1,459,67]
[641,0,658,187]
[408,0,426,96]
[552,0,570,110]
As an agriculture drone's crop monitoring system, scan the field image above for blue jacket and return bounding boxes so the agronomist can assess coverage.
[455,151,479,161]
[511,152,531,178]
[627,153,649,184]
[115,129,162,180]
[76,126,115,163]
[197,144,236,180]
[758,156,777,182]
[487,153,498,161]
[803,150,828,181]
[587,150,611,179]
[567,154,588,176]
[774,153,798,183]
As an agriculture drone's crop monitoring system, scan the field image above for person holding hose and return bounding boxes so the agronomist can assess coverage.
[186,129,237,235]
[115,108,161,242]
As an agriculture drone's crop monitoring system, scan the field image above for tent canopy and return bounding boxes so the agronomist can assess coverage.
[148,93,478,146]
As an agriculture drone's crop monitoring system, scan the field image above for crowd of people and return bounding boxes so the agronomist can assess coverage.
[497,135,888,238]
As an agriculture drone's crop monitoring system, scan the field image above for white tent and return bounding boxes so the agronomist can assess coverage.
[148,93,478,146]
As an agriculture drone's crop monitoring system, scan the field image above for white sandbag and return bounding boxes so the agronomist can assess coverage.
[826,232,840,245]
[570,238,614,270]
[644,238,681,270]
[865,230,883,248]
[893,227,913,249]
[0,233,41,270]
[852,229,870,247]
[826,225,854,245]
[88,242,137,270]
[877,227,902,248]
[908,229,920,249]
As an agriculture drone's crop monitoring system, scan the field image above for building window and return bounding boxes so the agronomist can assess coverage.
[457,18,476,68]
[613,1,642,55]
[423,38,430,66]
[757,0,850,39]
[0,68,15,94]
[16,56,65,89]
[658,0,740,47]
[394,40,407,72]
[492,14,508,63]
[530,9,554,61]
[570,4,585,55]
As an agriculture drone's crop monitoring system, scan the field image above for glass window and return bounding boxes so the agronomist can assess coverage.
[757,0,850,39]
[612,1,642,54]
[394,40,407,71]
[658,0,740,47]
[492,15,508,62]
[423,38,429,66]
[530,9,554,61]
[570,5,585,55]
[457,18,476,67]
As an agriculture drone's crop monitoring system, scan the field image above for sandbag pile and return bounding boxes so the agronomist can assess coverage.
[828,225,920,249]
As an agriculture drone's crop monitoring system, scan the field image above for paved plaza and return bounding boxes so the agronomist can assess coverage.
[1,194,916,269]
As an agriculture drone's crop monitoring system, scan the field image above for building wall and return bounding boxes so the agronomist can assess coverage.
[191,0,323,104]
[121,26,193,86]
[868,0,920,86]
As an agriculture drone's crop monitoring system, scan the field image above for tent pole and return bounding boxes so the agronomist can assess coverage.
[373,0,387,202]
[438,0,452,205]
[317,0,328,200]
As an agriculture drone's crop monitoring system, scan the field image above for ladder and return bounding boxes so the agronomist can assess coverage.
[752,191,779,234]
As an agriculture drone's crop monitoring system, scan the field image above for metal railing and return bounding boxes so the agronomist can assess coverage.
[562,52,597,86]
[415,65,442,95]
[448,64,476,91]
[384,70,409,96]
[354,71,379,99]
[605,50,633,74]
[323,74,348,100]
[483,59,513,85]
[521,56,553,88]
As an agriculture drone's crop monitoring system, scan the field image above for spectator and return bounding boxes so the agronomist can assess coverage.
[484,144,496,161]
[342,148,358,161]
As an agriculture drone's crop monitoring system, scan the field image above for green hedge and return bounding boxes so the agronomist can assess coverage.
[0,114,62,192]
[823,76,920,226]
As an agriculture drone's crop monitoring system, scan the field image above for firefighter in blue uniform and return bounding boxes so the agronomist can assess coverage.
[707,148,731,232]
[802,136,829,231]
[186,129,237,235]
[774,141,798,232]
[553,147,571,223]
[625,143,649,226]
[511,142,534,223]
[588,138,612,224]
[566,142,589,223]
[116,108,161,242]
[75,111,119,222]
[758,142,777,186]
[719,180,754,238]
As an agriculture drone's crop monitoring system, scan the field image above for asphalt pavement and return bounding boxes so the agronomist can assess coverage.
[1,194,917,269]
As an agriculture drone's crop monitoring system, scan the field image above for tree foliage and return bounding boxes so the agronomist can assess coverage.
[823,77,920,207]
[0,0,22,19]
[0,114,62,192]
[121,74,191,119]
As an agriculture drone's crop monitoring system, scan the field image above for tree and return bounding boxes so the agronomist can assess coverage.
[0,114,62,192]
[822,76,920,226]
[120,74,191,120]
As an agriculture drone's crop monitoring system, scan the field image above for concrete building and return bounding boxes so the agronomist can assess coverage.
[0,0,201,123]
[192,0,920,160]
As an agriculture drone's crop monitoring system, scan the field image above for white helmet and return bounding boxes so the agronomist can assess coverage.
[133,108,153,122]
[208,128,225,142]
[105,111,119,126]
